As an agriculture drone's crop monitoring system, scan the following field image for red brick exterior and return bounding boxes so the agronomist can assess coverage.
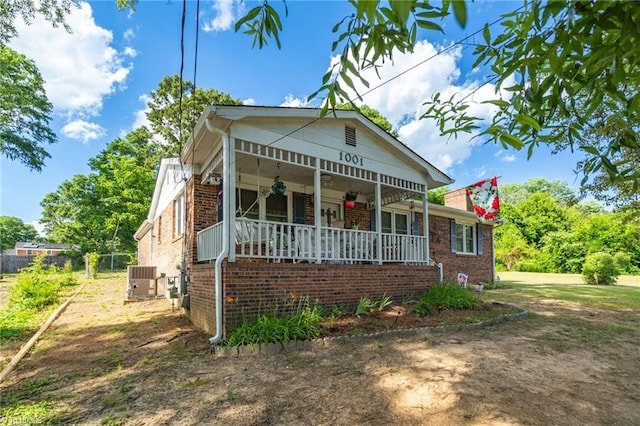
[141,173,495,338]
[427,214,493,284]
[444,188,473,212]
[184,260,439,336]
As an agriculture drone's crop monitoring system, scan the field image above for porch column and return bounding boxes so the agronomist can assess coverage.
[423,183,430,264]
[375,173,382,265]
[314,159,322,264]
[227,139,237,262]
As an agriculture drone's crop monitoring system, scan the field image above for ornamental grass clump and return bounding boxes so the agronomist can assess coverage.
[226,296,325,347]
[412,283,479,316]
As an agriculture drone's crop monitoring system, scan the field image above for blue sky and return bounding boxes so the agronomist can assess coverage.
[1,0,584,232]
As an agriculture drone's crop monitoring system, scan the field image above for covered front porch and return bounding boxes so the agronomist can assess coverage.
[189,106,453,267]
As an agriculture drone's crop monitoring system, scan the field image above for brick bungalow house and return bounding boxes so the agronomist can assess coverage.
[134,105,495,344]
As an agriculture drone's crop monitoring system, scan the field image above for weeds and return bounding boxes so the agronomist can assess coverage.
[0,256,79,343]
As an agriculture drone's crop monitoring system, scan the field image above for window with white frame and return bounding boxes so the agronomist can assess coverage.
[236,189,259,219]
[174,194,185,236]
[380,211,409,234]
[454,222,476,254]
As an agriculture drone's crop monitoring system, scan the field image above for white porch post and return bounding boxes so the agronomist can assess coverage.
[227,138,237,262]
[422,183,430,264]
[314,159,322,264]
[375,173,382,265]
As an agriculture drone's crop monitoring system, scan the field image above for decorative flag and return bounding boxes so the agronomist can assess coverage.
[467,177,500,222]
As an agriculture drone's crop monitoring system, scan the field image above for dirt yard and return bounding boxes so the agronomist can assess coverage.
[1,273,639,425]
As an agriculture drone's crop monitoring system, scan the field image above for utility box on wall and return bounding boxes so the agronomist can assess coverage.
[127,266,157,299]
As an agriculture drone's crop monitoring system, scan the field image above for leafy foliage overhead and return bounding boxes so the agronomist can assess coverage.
[424,1,640,189]
[146,75,243,157]
[0,0,73,46]
[0,46,56,171]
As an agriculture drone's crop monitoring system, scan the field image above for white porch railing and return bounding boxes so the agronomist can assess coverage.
[197,218,431,264]
[197,222,224,262]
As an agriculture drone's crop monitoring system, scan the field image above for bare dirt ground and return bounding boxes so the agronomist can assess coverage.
[2,273,640,425]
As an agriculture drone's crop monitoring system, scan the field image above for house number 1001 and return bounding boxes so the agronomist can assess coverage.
[339,151,364,167]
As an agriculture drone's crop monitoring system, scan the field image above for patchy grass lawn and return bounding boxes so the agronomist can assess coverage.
[1,271,639,425]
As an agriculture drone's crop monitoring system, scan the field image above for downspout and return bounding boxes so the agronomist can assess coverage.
[205,113,229,345]
[423,184,442,282]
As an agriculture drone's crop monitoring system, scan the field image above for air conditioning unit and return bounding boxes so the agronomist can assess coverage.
[126,266,157,299]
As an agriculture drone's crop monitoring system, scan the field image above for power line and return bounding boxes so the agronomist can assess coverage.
[236,2,529,161]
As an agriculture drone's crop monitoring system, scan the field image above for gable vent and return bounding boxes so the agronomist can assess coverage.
[345,125,356,147]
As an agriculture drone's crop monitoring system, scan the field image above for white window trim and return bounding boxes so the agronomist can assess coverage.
[381,209,410,234]
[237,185,292,222]
[456,221,476,255]
[174,193,185,237]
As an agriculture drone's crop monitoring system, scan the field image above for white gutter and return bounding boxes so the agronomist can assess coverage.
[204,111,229,345]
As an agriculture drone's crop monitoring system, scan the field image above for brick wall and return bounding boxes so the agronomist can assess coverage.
[185,260,439,337]
[137,231,151,266]
[137,193,185,278]
[185,263,217,334]
[427,214,494,284]
[185,175,217,266]
[173,173,494,338]
[444,188,473,212]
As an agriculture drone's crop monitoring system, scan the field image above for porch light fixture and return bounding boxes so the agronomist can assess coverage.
[320,173,332,186]
[205,171,222,185]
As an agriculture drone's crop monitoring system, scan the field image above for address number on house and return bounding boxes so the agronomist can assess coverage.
[339,151,364,167]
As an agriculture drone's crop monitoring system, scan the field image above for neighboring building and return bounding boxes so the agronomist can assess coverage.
[135,105,496,342]
[14,242,76,256]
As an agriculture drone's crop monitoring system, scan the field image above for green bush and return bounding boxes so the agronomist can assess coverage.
[226,297,325,347]
[412,283,479,316]
[87,252,100,278]
[2,255,79,342]
[613,252,632,274]
[582,252,618,285]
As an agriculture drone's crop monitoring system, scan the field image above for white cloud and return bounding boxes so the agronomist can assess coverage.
[62,120,106,143]
[280,94,309,108]
[203,0,245,32]
[495,149,517,163]
[123,28,134,41]
[9,2,131,120]
[123,46,137,57]
[328,40,509,174]
[132,94,152,130]
[243,98,256,106]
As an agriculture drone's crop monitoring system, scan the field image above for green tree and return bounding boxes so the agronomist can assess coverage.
[41,128,162,253]
[0,216,38,250]
[337,103,397,137]
[570,105,640,210]
[146,75,242,156]
[494,222,531,271]
[0,0,72,46]
[423,1,640,189]
[0,46,56,171]
[511,192,569,247]
[500,178,578,207]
